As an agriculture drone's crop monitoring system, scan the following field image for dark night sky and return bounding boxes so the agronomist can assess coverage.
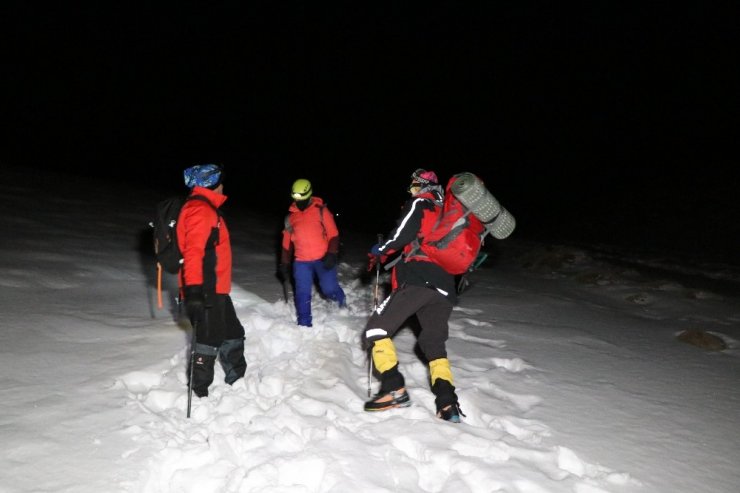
[2,3,738,263]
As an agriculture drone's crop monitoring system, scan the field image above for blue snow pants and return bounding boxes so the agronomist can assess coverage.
[293,259,346,327]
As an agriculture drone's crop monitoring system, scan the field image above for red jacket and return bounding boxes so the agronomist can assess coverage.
[376,189,456,301]
[177,187,232,294]
[281,196,339,262]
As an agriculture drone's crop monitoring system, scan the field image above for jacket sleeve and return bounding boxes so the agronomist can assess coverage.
[281,215,293,263]
[378,198,425,254]
[323,206,340,254]
[280,246,293,265]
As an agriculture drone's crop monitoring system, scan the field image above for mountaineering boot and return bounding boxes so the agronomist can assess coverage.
[364,362,410,411]
[364,388,411,411]
[432,377,465,423]
[219,338,247,385]
[191,354,216,397]
[190,345,218,397]
[437,402,465,423]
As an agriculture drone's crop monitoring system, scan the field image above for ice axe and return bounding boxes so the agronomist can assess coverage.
[282,277,292,304]
[187,319,197,418]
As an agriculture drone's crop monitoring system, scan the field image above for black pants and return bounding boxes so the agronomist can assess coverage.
[192,294,245,346]
[189,294,246,396]
[363,284,453,362]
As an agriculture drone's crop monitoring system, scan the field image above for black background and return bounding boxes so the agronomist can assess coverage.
[2,3,737,263]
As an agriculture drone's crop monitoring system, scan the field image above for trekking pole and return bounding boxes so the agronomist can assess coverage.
[187,320,197,418]
[367,347,373,397]
[368,233,383,397]
[373,233,383,310]
[282,277,291,304]
[156,263,163,309]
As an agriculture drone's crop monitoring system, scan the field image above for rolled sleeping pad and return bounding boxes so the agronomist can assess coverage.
[487,208,516,239]
[450,172,516,239]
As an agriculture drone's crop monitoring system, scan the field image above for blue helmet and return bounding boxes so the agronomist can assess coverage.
[184,164,223,189]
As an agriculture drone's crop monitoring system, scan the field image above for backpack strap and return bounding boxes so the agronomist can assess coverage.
[428,209,472,249]
[385,198,439,270]
[319,203,328,239]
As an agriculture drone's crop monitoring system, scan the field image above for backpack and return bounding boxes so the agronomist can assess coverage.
[414,172,515,275]
[150,195,217,274]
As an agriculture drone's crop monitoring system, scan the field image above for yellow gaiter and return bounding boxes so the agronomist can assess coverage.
[429,358,453,386]
[371,338,398,373]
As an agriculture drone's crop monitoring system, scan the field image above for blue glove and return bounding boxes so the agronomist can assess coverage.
[370,243,382,256]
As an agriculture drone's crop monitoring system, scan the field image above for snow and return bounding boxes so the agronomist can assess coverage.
[1,166,739,493]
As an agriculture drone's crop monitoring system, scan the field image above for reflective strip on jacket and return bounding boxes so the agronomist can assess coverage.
[376,190,457,302]
[377,190,441,258]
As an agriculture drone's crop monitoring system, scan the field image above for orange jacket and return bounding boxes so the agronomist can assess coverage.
[177,187,232,294]
[281,196,339,262]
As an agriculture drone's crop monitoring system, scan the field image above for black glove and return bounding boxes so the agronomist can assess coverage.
[278,263,291,281]
[184,285,205,325]
[322,252,337,269]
